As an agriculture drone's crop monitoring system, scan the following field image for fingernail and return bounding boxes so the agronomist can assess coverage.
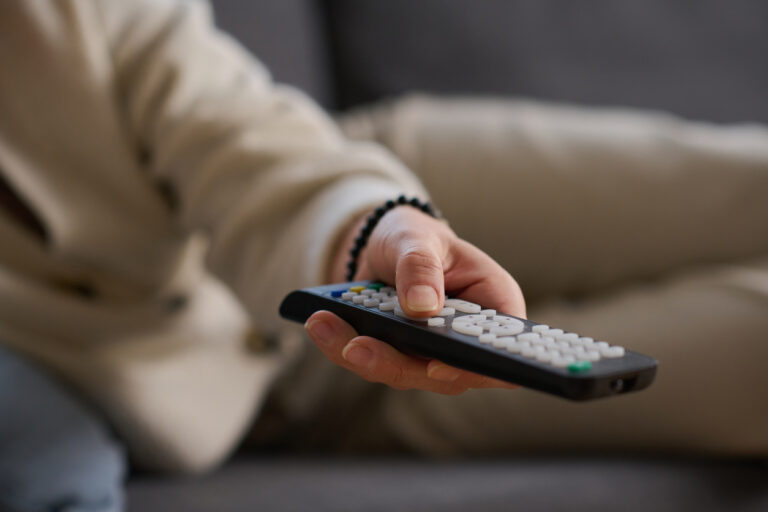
[406,285,438,312]
[305,320,335,347]
[428,364,461,382]
[342,344,375,369]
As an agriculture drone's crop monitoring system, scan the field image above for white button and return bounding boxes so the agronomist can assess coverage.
[478,321,500,330]
[445,299,482,314]
[555,333,579,342]
[594,341,610,350]
[517,333,541,343]
[372,292,388,300]
[381,287,395,294]
[582,351,601,362]
[493,337,514,349]
[363,298,379,308]
[341,292,357,301]
[493,316,519,325]
[456,314,488,323]
[437,307,456,317]
[505,341,524,353]
[601,346,625,358]
[490,324,525,336]
[544,328,564,337]
[352,295,366,304]
[379,301,395,311]
[428,317,445,327]
[480,309,496,317]
[452,322,483,336]
[394,307,428,321]
[478,333,496,344]
[536,351,554,363]
[522,346,543,358]
[552,355,575,368]
[541,338,558,349]
[579,337,594,345]
[361,289,376,296]
[556,341,570,350]
[532,324,550,333]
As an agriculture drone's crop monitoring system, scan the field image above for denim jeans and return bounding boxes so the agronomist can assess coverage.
[0,344,125,512]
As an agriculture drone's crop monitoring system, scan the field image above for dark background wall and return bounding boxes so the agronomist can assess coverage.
[213,0,768,123]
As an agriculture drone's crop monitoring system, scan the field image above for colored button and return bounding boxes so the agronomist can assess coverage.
[331,290,344,298]
[367,282,385,291]
[567,361,592,373]
[349,286,366,293]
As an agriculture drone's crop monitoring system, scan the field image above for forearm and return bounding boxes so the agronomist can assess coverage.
[104,0,427,331]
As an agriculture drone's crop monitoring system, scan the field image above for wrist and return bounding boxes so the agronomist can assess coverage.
[327,211,371,283]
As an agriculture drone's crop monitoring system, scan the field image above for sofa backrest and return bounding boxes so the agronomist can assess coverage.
[213,0,768,123]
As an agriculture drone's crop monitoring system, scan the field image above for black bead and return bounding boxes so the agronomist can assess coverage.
[397,195,407,204]
[374,206,386,218]
[361,224,373,236]
[409,197,420,207]
[354,235,364,247]
[350,245,360,257]
[385,200,395,209]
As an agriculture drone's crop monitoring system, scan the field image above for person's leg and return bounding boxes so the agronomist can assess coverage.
[353,255,768,457]
[0,344,125,512]
[315,97,768,456]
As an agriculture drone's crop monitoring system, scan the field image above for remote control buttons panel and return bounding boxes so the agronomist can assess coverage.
[330,283,628,374]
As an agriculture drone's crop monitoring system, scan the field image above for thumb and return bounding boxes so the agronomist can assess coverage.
[395,245,445,316]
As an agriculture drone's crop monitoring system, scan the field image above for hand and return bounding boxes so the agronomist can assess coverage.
[305,206,525,395]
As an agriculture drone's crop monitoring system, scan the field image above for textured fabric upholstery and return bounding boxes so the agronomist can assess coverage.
[128,457,768,512]
[324,0,768,122]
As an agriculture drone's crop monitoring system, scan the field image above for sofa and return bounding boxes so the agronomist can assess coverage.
[128,1,768,509]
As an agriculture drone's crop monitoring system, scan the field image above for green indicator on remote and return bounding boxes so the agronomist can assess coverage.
[367,282,384,291]
[568,361,592,373]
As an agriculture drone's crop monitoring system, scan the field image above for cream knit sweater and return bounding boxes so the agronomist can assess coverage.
[0,0,425,472]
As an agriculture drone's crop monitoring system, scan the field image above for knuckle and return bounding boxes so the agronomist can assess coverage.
[398,247,442,275]
[387,364,413,391]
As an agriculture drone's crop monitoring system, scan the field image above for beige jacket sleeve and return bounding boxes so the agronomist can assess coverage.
[98,0,426,332]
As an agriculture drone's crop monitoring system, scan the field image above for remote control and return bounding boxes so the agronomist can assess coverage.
[279,281,657,401]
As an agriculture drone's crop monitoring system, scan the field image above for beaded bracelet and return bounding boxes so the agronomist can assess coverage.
[345,195,440,281]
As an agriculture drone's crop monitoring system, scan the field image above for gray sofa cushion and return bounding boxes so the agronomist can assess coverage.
[128,456,768,512]
[325,0,768,123]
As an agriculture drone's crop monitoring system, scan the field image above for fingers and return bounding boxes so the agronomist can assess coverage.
[426,360,520,390]
[364,207,450,317]
[443,239,527,319]
[395,245,445,317]
[305,311,514,394]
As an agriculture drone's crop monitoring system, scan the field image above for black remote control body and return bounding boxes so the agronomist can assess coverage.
[280,281,657,401]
